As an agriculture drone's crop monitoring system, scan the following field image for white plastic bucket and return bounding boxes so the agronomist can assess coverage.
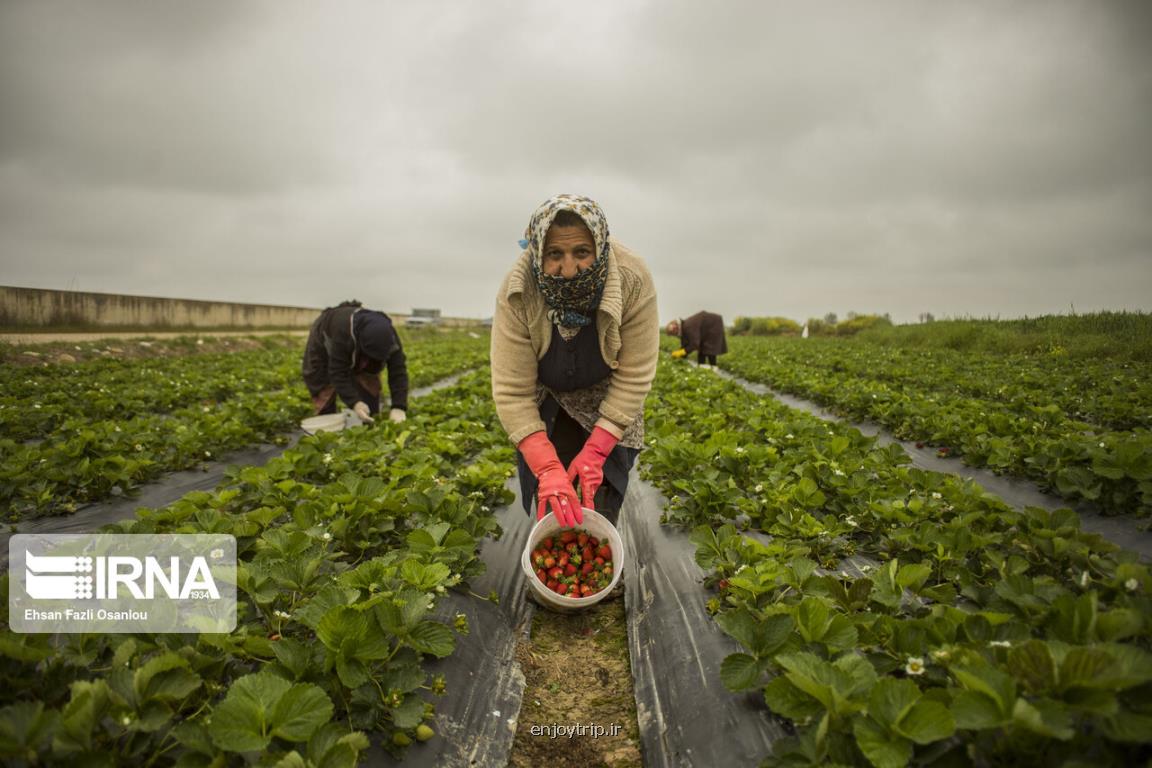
[300,409,363,435]
[520,508,624,613]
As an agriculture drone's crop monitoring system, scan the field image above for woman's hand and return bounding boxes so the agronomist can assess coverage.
[566,426,619,507]
[518,432,583,527]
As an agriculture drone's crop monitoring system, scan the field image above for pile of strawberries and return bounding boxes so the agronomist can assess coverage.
[530,528,614,598]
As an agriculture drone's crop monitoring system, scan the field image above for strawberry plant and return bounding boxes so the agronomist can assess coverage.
[644,358,1152,766]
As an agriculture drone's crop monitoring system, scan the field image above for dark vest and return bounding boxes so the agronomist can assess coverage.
[536,318,612,392]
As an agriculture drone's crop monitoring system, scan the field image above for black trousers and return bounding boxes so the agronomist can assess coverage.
[697,352,717,366]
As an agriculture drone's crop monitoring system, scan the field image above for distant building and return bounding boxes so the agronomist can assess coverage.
[405,308,441,327]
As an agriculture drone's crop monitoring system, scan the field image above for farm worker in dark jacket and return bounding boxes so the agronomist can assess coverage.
[666,311,728,368]
[302,300,409,424]
[491,194,659,527]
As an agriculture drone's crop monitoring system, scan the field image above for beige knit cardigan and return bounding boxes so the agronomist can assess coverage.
[490,239,660,444]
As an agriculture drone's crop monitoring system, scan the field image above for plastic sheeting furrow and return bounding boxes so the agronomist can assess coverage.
[622,479,788,767]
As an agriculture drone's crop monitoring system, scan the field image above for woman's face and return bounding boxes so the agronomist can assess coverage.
[542,223,596,278]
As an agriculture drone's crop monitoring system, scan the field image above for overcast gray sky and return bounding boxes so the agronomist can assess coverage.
[1,0,1149,324]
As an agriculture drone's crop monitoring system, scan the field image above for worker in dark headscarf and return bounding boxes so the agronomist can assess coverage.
[302,300,409,423]
[666,311,728,368]
[491,194,659,528]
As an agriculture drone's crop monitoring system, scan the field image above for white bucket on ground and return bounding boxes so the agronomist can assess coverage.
[300,409,363,435]
[520,507,624,613]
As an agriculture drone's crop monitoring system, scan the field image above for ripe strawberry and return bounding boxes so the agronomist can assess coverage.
[564,563,577,576]
[548,566,564,580]
[560,531,576,544]
[542,537,554,550]
[581,562,594,576]
[543,555,556,569]
[536,568,548,583]
[596,544,611,559]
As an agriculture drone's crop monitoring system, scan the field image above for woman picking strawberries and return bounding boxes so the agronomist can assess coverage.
[491,194,659,527]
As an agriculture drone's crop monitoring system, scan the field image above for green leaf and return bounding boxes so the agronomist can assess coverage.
[272,638,315,680]
[868,678,920,729]
[1059,647,1116,690]
[274,751,307,768]
[717,610,794,657]
[822,615,859,653]
[335,656,370,689]
[1007,640,1056,695]
[271,683,334,742]
[952,663,1015,716]
[895,700,955,745]
[835,653,879,697]
[171,721,214,756]
[763,677,825,721]
[295,584,360,630]
[54,680,111,754]
[720,653,767,692]
[407,621,456,658]
[777,653,834,710]
[1048,592,1098,644]
[1101,710,1152,744]
[950,691,1007,730]
[0,701,58,755]
[796,598,832,643]
[210,672,293,753]
[896,564,932,592]
[390,694,426,729]
[853,716,912,768]
[1097,609,1145,642]
[1011,698,1074,740]
[317,606,368,652]
[134,653,202,703]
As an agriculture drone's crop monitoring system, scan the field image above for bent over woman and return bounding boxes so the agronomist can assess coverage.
[491,194,659,527]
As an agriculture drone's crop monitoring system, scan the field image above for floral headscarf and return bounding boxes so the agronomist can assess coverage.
[519,194,610,328]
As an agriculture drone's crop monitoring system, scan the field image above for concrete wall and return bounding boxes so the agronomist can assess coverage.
[0,286,484,330]
[0,286,320,330]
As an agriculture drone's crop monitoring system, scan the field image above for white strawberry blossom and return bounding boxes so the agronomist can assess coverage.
[1126,578,1139,592]
[274,610,291,619]
[754,484,764,493]
[1079,571,1090,587]
[931,492,943,500]
[989,640,1012,648]
[905,657,926,675]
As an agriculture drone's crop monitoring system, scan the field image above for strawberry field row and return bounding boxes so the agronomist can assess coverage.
[722,337,1152,518]
[728,337,1152,432]
[0,331,492,521]
[0,367,517,766]
[642,360,1152,767]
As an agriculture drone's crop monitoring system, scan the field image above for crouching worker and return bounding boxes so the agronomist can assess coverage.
[491,194,659,528]
[666,311,728,368]
[302,300,409,424]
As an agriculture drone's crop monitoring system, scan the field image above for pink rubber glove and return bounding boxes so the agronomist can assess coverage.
[566,426,619,507]
[518,432,583,527]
